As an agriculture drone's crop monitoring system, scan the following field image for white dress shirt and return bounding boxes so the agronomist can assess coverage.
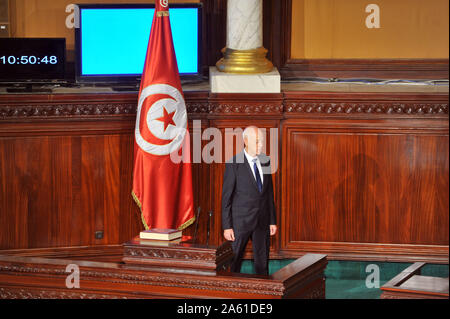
[244,149,264,184]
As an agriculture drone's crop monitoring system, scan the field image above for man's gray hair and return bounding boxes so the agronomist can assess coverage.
[242,126,260,141]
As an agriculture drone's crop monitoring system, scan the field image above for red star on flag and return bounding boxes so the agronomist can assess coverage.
[156,106,176,131]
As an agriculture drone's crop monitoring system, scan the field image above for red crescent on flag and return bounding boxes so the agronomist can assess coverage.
[139,93,176,146]
[135,84,187,156]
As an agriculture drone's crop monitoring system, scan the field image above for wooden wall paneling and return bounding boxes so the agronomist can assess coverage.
[51,136,74,247]
[117,134,143,244]
[281,59,450,80]
[0,133,142,249]
[280,91,449,263]
[90,133,142,246]
[0,92,214,249]
[82,136,104,246]
[0,93,139,249]
[102,135,120,245]
[69,136,82,246]
[280,115,449,263]
[0,91,448,264]
[0,137,21,248]
[174,91,212,243]
[200,0,227,76]
[262,0,290,71]
[182,117,213,244]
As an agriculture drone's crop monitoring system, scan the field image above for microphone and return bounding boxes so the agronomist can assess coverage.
[206,210,213,246]
[192,206,201,244]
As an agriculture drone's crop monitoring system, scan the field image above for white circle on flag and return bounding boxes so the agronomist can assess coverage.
[135,84,187,156]
[160,0,169,8]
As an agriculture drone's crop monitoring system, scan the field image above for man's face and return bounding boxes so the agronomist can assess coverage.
[245,127,264,155]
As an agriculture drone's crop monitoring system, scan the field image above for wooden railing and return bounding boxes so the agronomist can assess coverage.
[0,244,327,299]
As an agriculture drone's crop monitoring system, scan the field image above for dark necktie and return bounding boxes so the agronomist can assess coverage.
[253,158,263,193]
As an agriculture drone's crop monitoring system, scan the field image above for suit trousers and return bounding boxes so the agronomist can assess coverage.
[230,227,270,276]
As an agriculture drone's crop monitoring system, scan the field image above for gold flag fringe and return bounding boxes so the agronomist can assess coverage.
[131,190,195,231]
[132,190,149,230]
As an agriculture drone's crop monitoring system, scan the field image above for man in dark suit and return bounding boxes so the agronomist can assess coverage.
[221,126,277,276]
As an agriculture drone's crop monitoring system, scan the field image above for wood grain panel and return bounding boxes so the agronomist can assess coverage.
[0,134,142,249]
[0,91,448,263]
[285,132,448,244]
[281,117,449,262]
[182,119,213,244]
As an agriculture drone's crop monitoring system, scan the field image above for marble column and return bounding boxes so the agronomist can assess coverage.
[227,0,262,50]
[216,0,273,74]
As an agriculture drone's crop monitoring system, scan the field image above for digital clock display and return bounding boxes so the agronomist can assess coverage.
[1,55,59,65]
[0,38,65,82]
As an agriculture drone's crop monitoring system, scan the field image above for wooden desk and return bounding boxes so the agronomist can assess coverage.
[0,244,327,299]
[381,262,449,299]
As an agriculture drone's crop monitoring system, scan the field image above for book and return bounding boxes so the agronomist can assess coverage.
[139,228,182,241]
[133,236,182,247]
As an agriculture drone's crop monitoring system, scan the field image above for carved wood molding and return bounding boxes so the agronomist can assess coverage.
[207,93,284,116]
[187,102,210,114]
[0,102,285,119]
[0,102,212,119]
[0,287,128,299]
[0,263,285,296]
[124,247,216,260]
[0,103,137,118]
[0,92,211,120]
[122,241,234,269]
[284,101,448,115]
[209,103,283,115]
[2,100,446,119]
[0,92,447,120]
[123,244,233,262]
[283,92,449,117]
[0,100,285,119]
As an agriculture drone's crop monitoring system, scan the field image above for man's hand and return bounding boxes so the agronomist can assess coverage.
[270,225,277,236]
[224,228,235,241]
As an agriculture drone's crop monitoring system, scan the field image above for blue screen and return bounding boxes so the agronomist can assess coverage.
[80,8,199,76]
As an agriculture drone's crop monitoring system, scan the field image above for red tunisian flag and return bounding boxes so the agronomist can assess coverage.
[132,0,194,231]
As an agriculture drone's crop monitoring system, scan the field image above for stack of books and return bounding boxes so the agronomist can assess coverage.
[137,228,183,246]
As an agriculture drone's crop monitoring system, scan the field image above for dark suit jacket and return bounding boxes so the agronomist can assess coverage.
[221,151,277,232]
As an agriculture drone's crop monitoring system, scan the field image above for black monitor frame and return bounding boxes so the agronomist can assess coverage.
[75,3,203,85]
[0,37,66,84]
